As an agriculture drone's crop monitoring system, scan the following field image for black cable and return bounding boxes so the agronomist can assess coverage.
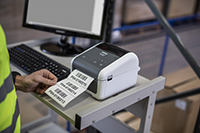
[156,87,200,104]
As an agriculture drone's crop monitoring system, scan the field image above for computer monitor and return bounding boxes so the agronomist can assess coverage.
[23,0,110,56]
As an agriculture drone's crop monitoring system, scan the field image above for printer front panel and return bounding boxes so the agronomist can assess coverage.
[72,45,123,94]
[73,47,120,78]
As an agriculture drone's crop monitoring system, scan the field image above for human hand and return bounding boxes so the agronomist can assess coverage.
[15,69,57,94]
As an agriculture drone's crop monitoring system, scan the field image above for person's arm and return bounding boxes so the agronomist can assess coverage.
[14,69,57,94]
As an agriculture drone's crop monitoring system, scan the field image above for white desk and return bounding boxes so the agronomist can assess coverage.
[8,37,165,133]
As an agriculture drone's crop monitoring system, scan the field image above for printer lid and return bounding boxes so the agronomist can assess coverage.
[72,42,130,80]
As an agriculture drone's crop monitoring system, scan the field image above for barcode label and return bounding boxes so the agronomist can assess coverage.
[76,72,88,81]
[66,82,78,90]
[45,85,74,107]
[58,80,86,97]
[59,82,77,95]
[59,81,78,96]
[68,69,94,89]
[70,75,87,87]
[45,69,94,107]
[55,88,67,98]
[48,89,65,104]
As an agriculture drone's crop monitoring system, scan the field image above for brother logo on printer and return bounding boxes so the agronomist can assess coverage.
[100,51,108,56]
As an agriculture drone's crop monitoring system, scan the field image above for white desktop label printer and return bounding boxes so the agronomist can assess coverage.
[71,42,140,100]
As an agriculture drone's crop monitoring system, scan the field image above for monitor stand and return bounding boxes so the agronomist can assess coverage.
[40,36,84,56]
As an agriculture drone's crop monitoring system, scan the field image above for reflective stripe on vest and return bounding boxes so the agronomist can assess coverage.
[0,75,20,133]
[0,74,14,103]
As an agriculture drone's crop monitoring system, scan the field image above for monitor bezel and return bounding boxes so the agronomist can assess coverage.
[22,0,109,40]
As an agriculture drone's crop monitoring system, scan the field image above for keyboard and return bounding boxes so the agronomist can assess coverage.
[8,44,70,81]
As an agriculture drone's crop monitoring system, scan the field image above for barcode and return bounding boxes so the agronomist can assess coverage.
[60,82,77,95]
[70,75,87,87]
[55,88,67,98]
[76,72,88,81]
[48,90,65,104]
[66,82,78,90]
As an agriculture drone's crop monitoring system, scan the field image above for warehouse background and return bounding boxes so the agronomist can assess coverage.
[0,0,200,132]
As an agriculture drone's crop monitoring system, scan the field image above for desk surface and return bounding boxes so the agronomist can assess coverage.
[9,37,165,130]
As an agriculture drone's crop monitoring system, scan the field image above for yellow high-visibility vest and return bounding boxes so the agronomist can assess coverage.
[0,25,21,133]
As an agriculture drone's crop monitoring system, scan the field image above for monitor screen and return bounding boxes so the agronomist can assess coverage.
[22,0,110,56]
[23,0,108,40]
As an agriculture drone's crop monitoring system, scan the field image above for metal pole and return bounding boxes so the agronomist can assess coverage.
[156,87,200,104]
[158,34,169,76]
[144,0,200,79]
[194,106,200,133]
[104,0,115,43]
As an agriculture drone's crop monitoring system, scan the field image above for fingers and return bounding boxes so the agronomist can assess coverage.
[43,69,58,82]
[22,69,58,94]
[36,84,49,94]
[36,76,56,87]
[35,69,57,94]
[35,69,58,85]
[36,87,48,94]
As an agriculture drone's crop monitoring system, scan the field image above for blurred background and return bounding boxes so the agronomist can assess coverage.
[0,0,200,133]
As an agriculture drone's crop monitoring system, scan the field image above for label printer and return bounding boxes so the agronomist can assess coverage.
[71,42,140,100]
